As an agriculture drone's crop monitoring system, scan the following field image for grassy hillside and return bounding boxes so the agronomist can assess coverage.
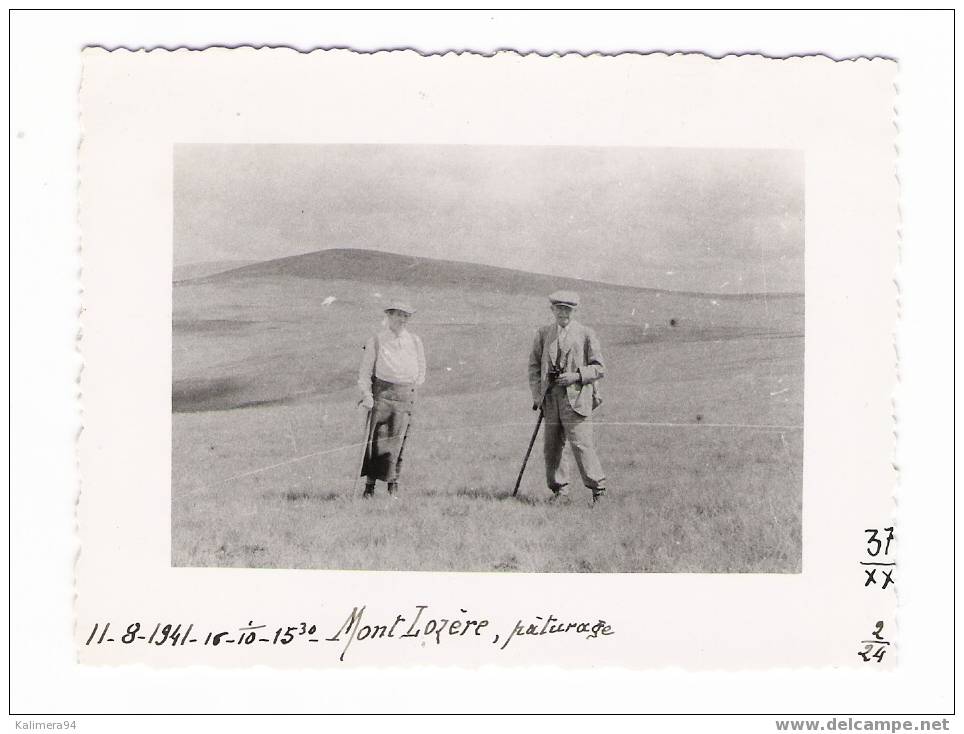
[172,248,803,572]
[173,259,259,282]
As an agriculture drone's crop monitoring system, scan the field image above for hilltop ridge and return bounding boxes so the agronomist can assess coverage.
[192,248,799,301]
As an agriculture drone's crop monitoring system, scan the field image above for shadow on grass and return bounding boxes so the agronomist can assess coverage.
[454,487,542,506]
[281,489,341,503]
[493,555,520,571]
[274,486,553,507]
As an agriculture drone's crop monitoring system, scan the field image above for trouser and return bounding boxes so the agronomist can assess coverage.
[361,379,415,483]
[543,386,606,493]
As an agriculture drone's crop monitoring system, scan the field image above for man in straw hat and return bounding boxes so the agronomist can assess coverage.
[357,299,425,498]
[527,290,608,505]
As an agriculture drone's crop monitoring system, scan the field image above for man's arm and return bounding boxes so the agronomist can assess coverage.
[414,334,426,386]
[528,329,544,405]
[577,327,605,385]
[357,337,376,406]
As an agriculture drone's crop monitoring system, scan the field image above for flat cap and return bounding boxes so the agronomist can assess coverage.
[384,299,416,315]
[548,290,580,308]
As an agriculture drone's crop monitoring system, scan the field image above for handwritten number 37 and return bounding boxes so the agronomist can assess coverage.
[865,528,894,557]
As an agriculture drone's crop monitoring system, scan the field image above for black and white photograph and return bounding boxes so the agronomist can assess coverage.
[73,44,901,675]
[172,144,804,573]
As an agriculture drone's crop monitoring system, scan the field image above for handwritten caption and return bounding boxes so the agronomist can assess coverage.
[85,605,615,661]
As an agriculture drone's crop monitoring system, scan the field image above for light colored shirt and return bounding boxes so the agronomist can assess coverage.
[555,324,571,366]
[357,328,426,397]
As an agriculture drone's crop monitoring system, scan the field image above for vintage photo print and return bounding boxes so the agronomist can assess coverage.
[171,144,804,574]
[78,50,896,668]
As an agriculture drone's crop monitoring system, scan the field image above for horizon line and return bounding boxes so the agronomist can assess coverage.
[174,246,804,300]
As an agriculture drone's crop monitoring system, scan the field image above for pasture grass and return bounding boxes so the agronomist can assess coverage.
[172,269,802,573]
[172,347,801,573]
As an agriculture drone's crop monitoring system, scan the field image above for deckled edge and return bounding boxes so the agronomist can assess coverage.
[79,45,897,63]
[73,49,87,665]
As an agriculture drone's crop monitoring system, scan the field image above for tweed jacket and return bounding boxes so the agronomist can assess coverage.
[528,320,605,417]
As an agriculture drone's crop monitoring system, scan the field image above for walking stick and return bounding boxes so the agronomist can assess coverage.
[352,406,373,497]
[512,408,544,497]
[513,387,551,497]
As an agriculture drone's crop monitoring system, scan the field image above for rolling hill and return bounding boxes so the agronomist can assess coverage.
[173,259,260,282]
[173,248,803,414]
[191,247,798,302]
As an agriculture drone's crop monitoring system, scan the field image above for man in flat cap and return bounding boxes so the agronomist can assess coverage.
[357,300,425,498]
[528,290,608,505]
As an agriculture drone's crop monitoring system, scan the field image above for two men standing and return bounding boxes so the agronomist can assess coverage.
[355,290,607,504]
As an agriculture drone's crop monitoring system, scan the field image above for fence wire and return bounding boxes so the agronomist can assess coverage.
[175,417,803,499]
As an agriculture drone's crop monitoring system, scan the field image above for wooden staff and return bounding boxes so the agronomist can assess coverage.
[352,406,373,497]
[512,406,544,497]
[512,381,554,497]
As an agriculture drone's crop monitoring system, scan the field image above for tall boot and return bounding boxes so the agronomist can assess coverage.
[362,480,375,498]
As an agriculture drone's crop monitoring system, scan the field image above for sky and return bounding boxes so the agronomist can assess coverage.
[173,144,803,294]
